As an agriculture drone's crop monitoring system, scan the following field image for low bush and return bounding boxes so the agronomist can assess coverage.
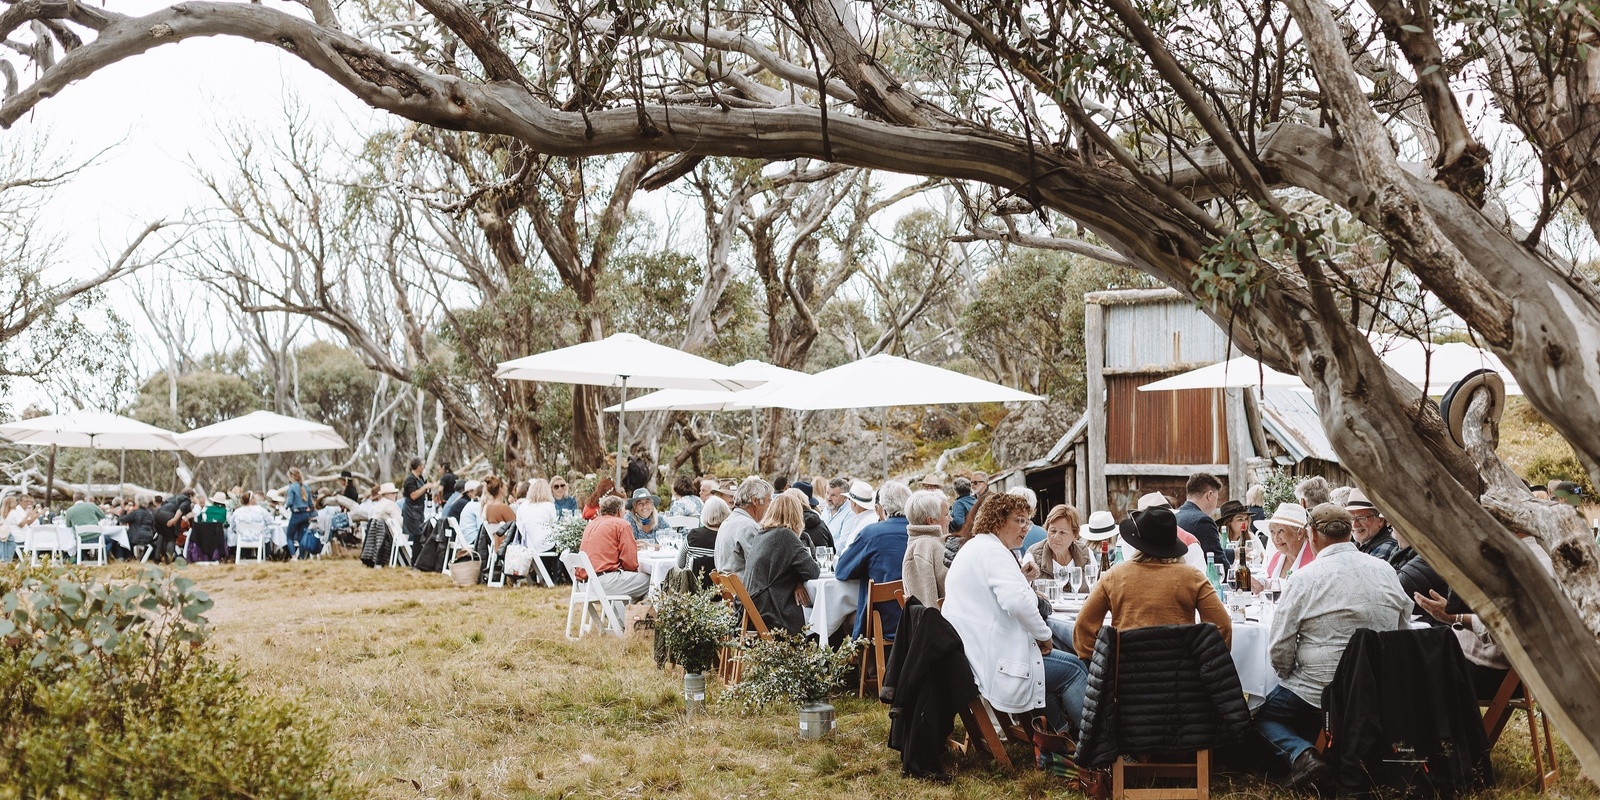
[0,565,358,799]
[722,633,859,712]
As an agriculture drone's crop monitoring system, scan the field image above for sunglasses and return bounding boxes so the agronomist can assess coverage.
[552,483,567,488]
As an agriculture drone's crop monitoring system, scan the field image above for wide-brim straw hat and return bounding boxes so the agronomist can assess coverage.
[377,482,400,496]
[1080,510,1120,541]
[847,480,876,506]
[1253,502,1309,536]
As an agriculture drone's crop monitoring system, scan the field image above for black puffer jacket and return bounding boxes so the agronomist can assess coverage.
[1077,623,1252,768]
[879,600,979,779]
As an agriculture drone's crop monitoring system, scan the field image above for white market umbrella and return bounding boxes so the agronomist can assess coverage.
[1374,339,1524,396]
[603,360,810,472]
[0,411,182,505]
[1139,356,1308,392]
[497,334,768,484]
[760,353,1042,477]
[176,410,348,491]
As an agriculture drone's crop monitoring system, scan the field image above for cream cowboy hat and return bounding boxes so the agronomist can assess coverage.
[1253,503,1308,536]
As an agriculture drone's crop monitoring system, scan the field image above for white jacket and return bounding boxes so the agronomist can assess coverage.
[943,533,1050,715]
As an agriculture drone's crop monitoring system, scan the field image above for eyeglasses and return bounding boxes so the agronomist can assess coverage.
[552,484,567,488]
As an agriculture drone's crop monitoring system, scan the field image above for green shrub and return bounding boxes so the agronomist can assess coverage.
[0,565,358,799]
[548,515,588,554]
[653,588,738,675]
[721,633,859,712]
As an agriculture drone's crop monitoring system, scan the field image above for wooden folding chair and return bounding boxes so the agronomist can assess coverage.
[952,697,1038,770]
[709,571,772,684]
[1113,749,1211,800]
[856,580,905,697]
[1482,671,1558,792]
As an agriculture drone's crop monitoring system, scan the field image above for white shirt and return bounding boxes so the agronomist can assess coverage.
[517,501,559,552]
[822,501,853,537]
[370,498,404,537]
[833,506,875,556]
[459,500,483,546]
[1270,542,1409,707]
[229,504,273,540]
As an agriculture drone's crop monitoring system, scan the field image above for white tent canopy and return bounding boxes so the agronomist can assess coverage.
[497,333,769,484]
[0,411,183,501]
[177,410,348,491]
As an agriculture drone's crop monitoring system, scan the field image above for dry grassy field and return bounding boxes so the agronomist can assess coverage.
[182,557,1594,799]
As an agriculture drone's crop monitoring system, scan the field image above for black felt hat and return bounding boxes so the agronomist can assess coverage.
[1120,506,1189,560]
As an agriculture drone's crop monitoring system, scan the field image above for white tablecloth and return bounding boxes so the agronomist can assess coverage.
[640,548,680,586]
[802,575,860,639]
[24,524,76,554]
[101,525,130,551]
[226,523,288,547]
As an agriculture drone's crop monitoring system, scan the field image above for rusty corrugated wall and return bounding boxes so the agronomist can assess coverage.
[1105,376,1229,465]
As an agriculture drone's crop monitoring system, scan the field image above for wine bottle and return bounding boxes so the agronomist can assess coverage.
[1235,539,1253,595]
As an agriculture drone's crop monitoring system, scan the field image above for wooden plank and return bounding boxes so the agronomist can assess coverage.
[1105,463,1229,477]
[1225,388,1252,497]
[1075,442,1089,511]
[1086,303,1108,514]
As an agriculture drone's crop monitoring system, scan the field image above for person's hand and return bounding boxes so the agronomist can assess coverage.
[1020,560,1040,581]
[1037,638,1052,656]
[794,584,812,606]
[1414,589,1454,624]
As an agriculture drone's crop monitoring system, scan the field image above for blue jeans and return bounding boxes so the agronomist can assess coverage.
[1047,617,1076,654]
[286,511,312,558]
[1043,650,1088,733]
[1255,685,1321,766]
[0,539,14,563]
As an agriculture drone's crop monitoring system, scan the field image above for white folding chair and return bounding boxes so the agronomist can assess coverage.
[531,548,559,588]
[442,518,463,574]
[25,526,67,565]
[74,525,106,566]
[235,522,267,564]
[560,551,629,638]
[483,522,507,587]
[389,529,414,568]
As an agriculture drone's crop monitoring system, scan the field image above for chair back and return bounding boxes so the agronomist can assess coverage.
[868,579,905,607]
[717,571,771,639]
[236,522,267,545]
[74,524,104,539]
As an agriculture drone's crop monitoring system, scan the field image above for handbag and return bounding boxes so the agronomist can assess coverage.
[503,532,535,577]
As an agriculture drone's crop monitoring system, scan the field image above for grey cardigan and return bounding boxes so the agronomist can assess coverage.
[739,526,821,634]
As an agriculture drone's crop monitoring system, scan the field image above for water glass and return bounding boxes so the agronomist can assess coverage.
[1065,565,1083,593]
[1084,561,1100,589]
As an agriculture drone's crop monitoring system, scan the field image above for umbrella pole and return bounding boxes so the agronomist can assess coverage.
[45,444,57,514]
[880,407,888,480]
[752,408,760,474]
[616,377,628,488]
[88,435,96,501]
[120,449,126,499]
[258,438,266,493]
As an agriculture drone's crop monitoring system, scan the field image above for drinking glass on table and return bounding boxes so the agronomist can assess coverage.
[1083,560,1099,589]
[1266,577,1284,603]
[815,546,833,572]
[1053,563,1070,593]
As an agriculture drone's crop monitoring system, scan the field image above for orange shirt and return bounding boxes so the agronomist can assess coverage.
[579,515,639,577]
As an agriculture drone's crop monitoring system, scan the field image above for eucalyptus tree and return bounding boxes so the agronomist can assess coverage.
[7,0,1600,769]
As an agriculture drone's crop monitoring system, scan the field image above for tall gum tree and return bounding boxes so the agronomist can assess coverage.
[6,0,1600,771]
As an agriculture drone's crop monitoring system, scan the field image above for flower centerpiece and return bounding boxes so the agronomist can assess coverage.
[547,515,588,555]
[653,588,739,716]
[722,632,859,738]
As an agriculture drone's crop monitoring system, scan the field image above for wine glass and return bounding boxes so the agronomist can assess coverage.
[1083,560,1100,589]
[1054,563,1070,593]
[1267,577,1284,603]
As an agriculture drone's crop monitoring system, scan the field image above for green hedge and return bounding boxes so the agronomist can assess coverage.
[0,565,358,799]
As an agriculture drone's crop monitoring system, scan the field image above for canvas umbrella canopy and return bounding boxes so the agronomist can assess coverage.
[497,334,768,484]
[176,410,349,491]
[759,353,1042,477]
[1138,356,1309,392]
[0,411,183,507]
[602,360,810,472]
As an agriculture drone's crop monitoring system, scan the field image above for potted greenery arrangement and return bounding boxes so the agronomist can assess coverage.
[653,588,739,717]
[723,633,859,739]
[547,515,588,556]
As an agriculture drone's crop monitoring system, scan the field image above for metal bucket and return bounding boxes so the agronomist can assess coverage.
[683,672,707,717]
[798,702,835,740]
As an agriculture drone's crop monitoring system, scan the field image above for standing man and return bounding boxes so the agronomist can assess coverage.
[551,476,579,518]
[822,477,852,538]
[949,476,977,533]
[1345,489,1399,561]
[402,458,435,551]
[1175,473,1229,569]
[1255,503,1409,788]
[715,476,773,574]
